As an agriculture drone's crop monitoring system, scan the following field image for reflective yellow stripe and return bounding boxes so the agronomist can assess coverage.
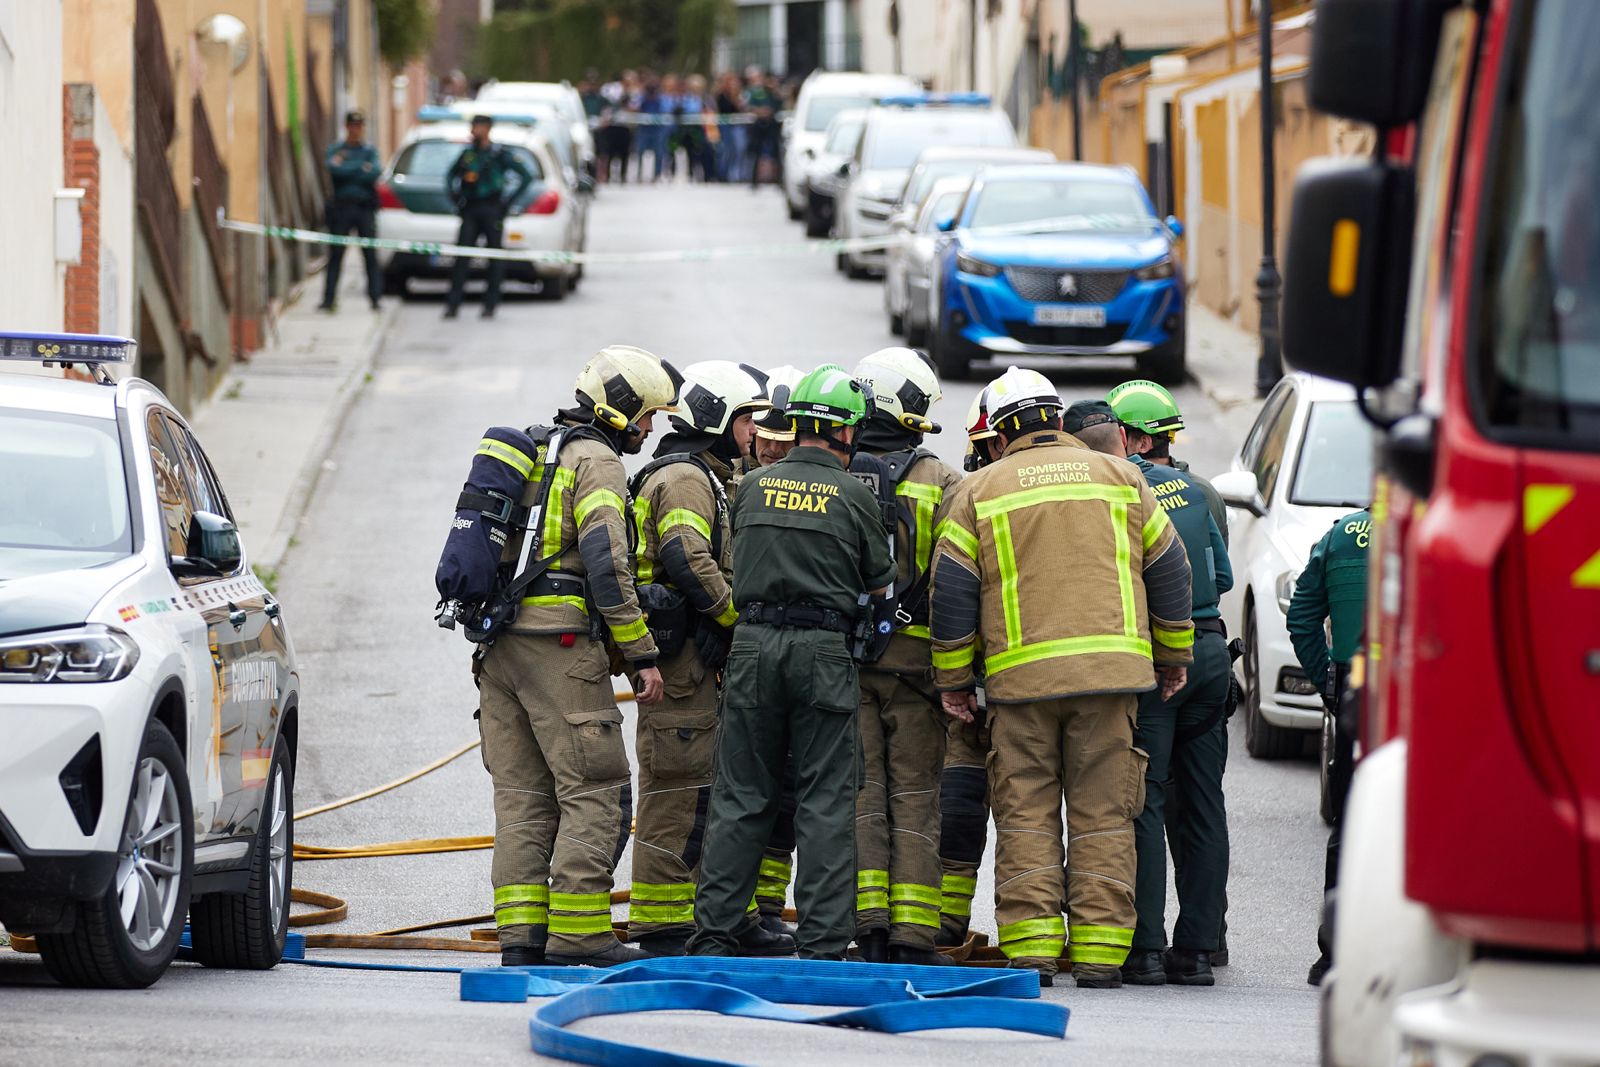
[520,594,588,613]
[987,634,1152,675]
[633,498,654,584]
[714,600,739,628]
[856,890,889,910]
[476,438,536,478]
[897,480,944,574]
[997,915,1066,943]
[940,894,972,917]
[1142,505,1170,551]
[1524,484,1575,535]
[973,482,1139,519]
[494,906,548,927]
[857,869,889,889]
[550,891,612,911]
[932,644,976,670]
[494,884,550,905]
[890,883,942,907]
[756,879,788,898]
[1069,942,1131,965]
[547,913,615,935]
[658,508,712,540]
[890,905,942,927]
[760,857,792,880]
[1001,937,1065,959]
[544,467,575,559]
[936,518,980,560]
[609,617,650,643]
[575,488,625,527]
[901,624,930,639]
[1112,500,1137,639]
[993,512,1021,652]
[1153,625,1194,649]
[630,882,696,902]
[1069,924,1134,947]
[628,903,694,923]
[940,874,977,895]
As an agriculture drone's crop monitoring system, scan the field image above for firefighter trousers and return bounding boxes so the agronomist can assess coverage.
[756,761,799,918]
[1133,630,1231,952]
[989,692,1145,978]
[688,625,859,959]
[477,633,632,955]
[628,642,718,943]
[855,670,947,949]
[938,709,991,944]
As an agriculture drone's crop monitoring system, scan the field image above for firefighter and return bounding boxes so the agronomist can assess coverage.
[480,345,677,968]
[751,364,803,469]
[929,367,1195,988]
[1287,506,1370,986]
[688,365,896,961]
[627,361,788,955]
[1065,398,1235,987]
[935,392,1000,947]
[1106,380,1227,545]
[848,348,963,965]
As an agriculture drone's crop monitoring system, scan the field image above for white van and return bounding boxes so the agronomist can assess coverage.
[782,71,922,220]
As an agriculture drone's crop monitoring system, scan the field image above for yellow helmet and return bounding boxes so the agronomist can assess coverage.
[574,345,682,433]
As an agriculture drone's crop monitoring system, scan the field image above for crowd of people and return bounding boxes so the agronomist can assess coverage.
[578,67,794,186]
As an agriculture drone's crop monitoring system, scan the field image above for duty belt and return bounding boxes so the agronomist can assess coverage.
[739,601,853,634]
[1194,618,1227,636]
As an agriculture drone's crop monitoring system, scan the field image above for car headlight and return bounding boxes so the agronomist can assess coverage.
[0,625,140,683]
[1135,257,1175,281]
[1275,571,1299,616]
[956,252,1001,278]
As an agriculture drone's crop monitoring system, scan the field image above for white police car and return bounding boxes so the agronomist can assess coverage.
[0,334,299,988]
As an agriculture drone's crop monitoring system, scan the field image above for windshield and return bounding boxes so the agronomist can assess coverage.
[824,117,865,154]
[968,178,1154,232]
[1290,401,1374,508]
[1473,0,1600,450]
[0,408,132,571]
[395,139,544,182]
[864,112,1015,170]
[806,95,875,132]
[904,160,991,207]
[919,189,966,233]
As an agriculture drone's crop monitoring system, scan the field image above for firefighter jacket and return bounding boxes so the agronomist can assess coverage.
[928,429,1194,703]
[865,450,964,676]
[500,430,657,663]
[632,449,739,632]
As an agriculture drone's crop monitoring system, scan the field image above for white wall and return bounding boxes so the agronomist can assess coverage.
[0,0,65,348]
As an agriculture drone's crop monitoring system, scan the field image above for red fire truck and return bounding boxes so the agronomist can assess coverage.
[1284,0,1600,1063]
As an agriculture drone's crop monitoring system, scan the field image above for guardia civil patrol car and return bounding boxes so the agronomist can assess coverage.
[0,334,299,988]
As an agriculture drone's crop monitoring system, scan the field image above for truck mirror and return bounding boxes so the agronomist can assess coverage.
[1283,157,1415,391]
[1309,0,1454,126]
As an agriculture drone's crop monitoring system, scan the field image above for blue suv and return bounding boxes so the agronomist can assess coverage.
[928,163,1186,381]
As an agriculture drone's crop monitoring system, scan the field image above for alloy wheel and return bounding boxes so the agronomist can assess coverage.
[116,756,184,952]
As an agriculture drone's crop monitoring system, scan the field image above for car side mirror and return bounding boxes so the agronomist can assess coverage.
[177,511,242,576]
[1165,215,1184,239]
[936,215,956,233]
[1212,471,1266,518]
[836,161,851,178]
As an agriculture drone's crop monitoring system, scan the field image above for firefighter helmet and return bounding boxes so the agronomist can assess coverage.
[983,366,1062,432]
[963,391,998,472]
[671,360,771,436]
[755,364,804,442]
[853,347,942,434]
[1106,379,1185,435]
[786,364,872,428]
[575,345,682,434]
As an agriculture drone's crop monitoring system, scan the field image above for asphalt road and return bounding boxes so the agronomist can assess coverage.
[0,183,1326,1065]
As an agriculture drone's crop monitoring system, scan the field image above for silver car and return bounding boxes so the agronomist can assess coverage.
[887,177,973,344]
[803,108,868,238]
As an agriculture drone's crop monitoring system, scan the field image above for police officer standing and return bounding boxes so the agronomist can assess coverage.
[1065,399,1235,987]
[1288,507,1370,986]
[848,348,962,965]
[479,345,676,968]
[444,115,535,320]
[929,368,1195,988]
[319,110,384,313]
[688,365,896,961]
[626,361,791,956]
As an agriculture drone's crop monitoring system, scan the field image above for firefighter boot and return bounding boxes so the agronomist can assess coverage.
[501,938,546,967]
[1073,964,1124,989]
[856,928,889,963]
[547,941,655,967]
[889,943,946,966]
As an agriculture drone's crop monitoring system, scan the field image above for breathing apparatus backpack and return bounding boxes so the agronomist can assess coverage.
[626,452,728,660]
[434,424,605,647]
[848,447,934,663]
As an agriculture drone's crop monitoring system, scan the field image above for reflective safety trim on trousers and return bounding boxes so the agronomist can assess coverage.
[521,594,588,613]
[1152,625,1195,649]
[889,883,941,908]
[940,894,973,917]
[932,644,976,670]
[549,913,618,935]
[1069,924,1134,947]
[630,881,696,902]
[998,915,1066,945]
[986,634,1152,675]
[551,891,613,910]
[658,507,712,541]
[857,890,889,911]
[628,903,695,924]
[1001,937,1067,959]
[940,873,977,896]
[897,481,944,575]
[495,883,551,906]
[901,624,931,639]
[633,499,655,584]
[1069,942,1132,965]
[890,905,942,928]
[496,905,550,927]
[714,600,739,628]
[609,616,651,643]
[575,488,626,527]
[935,518,980,561]
[1142,505,1170,551]
[760,856,792,881]
[477,438,536,478]
[756,879,789,901]
[857,869,889,889]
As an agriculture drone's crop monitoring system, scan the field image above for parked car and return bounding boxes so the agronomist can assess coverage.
[927,162,1185,380]
[475,80,596,176]
[837,94,1017,278]
[782,70,923,221]
[884,146,1054,340]
[0,335,299,988]
[376,109,588,301]
[1211,373,1373,793]
[886,176,973,344]
[803,108,869,238]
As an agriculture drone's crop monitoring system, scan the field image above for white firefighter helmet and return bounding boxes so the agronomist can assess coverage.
[754,364,805,442]
[853,347,943,434]
[671,360,771,436]
[574,345,682,433]
[982,365,1062,432]
[965,391,996,442]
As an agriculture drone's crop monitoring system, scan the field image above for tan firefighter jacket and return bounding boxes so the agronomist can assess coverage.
[866,451,964,676]
[928,428,1193,702]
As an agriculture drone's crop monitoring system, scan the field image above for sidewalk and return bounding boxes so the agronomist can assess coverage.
[190,271,396,576]
[1186,301,1266,413]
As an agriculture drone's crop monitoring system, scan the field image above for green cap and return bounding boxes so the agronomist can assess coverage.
[1062,399,1118,436]
[1106,379,1184,435]
[786,364,871,427]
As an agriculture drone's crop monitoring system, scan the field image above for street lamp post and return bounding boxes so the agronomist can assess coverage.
[1254,0,1283,396]
[1067,0,1081,161]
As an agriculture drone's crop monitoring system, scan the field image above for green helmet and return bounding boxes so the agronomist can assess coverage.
[1106,379,1185,435]
[786,364,871,427]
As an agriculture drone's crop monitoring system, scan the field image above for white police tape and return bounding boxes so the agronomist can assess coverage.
[589,112,763,127]
[220,212,1159,267]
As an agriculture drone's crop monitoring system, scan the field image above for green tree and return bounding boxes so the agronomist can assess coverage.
[375,0,434,67]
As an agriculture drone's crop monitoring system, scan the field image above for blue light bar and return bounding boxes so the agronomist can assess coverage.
[878,92,992,108]
[417,104,538,126]
[0,331,136,365]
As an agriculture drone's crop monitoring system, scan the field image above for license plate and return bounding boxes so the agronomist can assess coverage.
[1032,305,1106,327]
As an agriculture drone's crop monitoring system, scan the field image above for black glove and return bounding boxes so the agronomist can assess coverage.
[695,622,732,670]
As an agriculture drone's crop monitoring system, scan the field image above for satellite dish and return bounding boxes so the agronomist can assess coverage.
[196,13,251,74]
